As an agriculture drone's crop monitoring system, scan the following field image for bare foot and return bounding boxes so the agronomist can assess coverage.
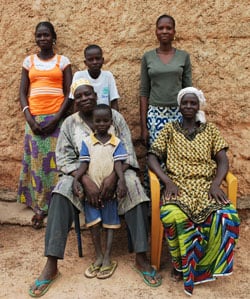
[171,268,183,282]
[29,257,58,296]
[31,214,46,230]
[97,261,118,279]
[93,255,103,268]
[102,255,111,268]
[135,252,162,286]
[99,256,112,276]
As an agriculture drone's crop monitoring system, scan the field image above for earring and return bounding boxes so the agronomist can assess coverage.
[53,40,56,45]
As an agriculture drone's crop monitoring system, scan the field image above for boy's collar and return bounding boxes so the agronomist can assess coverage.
[90,133,116,146]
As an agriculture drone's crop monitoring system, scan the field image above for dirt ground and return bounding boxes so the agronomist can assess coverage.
[1,211,249,299]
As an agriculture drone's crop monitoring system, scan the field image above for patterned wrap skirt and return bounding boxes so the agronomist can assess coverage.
[147,105,182,145]
[160,203,240,296]
[17,114,62,215]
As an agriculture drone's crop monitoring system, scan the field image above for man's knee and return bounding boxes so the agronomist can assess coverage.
[48,193,74,224]
[50,193,71,210]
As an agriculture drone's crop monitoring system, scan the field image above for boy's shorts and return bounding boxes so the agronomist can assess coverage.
[84,199,121,229]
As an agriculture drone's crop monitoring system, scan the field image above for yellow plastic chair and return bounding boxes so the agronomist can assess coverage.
[148,170,238,270]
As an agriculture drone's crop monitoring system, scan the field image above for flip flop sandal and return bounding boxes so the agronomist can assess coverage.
[134,267,162,287]
[96,261,118,279]
[84,263,101,278]
[29,271,61,297]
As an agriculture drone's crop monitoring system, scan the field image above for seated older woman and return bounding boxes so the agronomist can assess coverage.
[148,87,240,296]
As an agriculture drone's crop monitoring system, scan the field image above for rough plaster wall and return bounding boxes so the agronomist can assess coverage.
[0,0,249,198]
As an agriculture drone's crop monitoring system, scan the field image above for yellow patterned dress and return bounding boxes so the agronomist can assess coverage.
[149,121,240,295]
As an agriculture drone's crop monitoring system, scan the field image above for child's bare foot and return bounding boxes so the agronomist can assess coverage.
[84,256,103,278]
[97,261,118,279]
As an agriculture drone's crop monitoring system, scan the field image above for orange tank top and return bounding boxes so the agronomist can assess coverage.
[28,55,64,115]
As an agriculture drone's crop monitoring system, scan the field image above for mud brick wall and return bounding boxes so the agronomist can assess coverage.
[0,0,249,199]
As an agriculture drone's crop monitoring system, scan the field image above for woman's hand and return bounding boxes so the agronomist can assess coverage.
[210,150,230,205]
[162,179,179,203]
[148,153,179,203]
[99,172,117,201]
[42,117,59,135]
[208,182,230,205]
[81,175,101,208]
[27,118,43,135]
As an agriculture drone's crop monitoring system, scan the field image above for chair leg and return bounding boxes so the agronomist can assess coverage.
[74,207,83,257]
[151,223,164,270]
[226,172,238,207]
[149,169,163,270]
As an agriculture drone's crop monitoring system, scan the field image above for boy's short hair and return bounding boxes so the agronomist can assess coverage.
[93,104,112,118]
[84,44,103,57]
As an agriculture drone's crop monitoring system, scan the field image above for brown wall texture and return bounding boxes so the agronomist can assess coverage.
[0,0,249,199]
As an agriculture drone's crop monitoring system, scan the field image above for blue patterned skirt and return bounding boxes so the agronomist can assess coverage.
[143,106,182,196]
[147,105,182,145]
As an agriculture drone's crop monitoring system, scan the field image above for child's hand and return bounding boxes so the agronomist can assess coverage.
[117,179,127,199]
[97,197,104,209]
[89,195,104,209]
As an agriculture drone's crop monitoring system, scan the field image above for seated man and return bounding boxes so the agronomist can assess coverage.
[29,79,161,297]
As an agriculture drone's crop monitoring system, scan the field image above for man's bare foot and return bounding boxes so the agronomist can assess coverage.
[29,257,58,296]
[135,252,162,287]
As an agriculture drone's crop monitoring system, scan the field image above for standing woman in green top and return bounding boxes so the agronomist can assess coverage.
[140,14,192,146]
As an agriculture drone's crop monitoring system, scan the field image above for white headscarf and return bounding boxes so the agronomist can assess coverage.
[70,78,93,97]
[177,87,207,123]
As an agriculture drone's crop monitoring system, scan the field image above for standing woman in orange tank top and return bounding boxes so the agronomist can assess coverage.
[18,22,72,229]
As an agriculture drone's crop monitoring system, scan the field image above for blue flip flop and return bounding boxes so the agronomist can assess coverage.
[134,267,162,287]
[29,272,61,297]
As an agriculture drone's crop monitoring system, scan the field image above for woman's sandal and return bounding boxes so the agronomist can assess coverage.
[171,268,183,282]
[31,214,45,229]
